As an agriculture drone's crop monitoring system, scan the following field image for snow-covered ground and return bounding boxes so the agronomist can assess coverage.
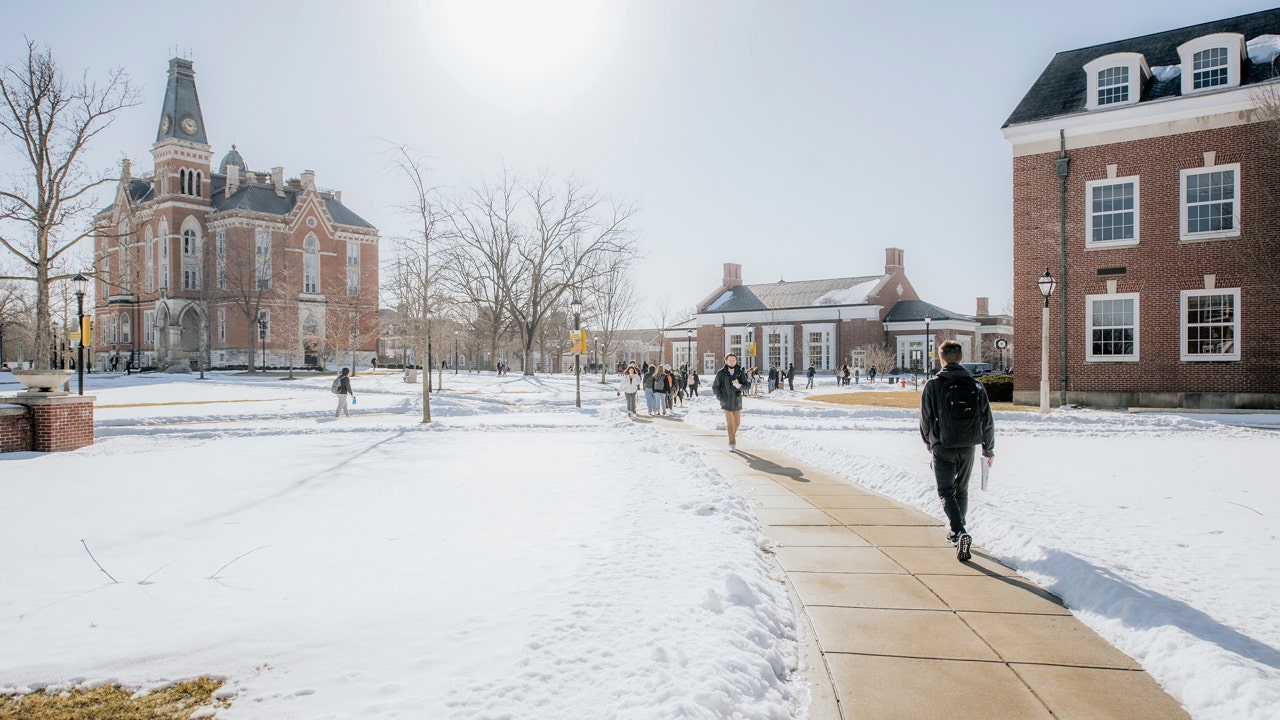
[2,368,1278,719]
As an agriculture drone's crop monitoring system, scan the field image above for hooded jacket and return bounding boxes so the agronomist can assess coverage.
[919,363,995,455]
[712,364,752,411]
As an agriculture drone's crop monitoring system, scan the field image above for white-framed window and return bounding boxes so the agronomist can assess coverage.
[763,325,793,374]
[216,230,226,290]
[1085,292,1139,362]
[1083,53,1148,111]
[1085,176,1139,247]
[182,228,197,255]
[159,222,169,290]
[109,315,119,345]
[724,326,753,368]
[802,323,834,371]
[144,311,155,344]
[120,314,131,344]
[182,263,200,290]
[1097,66,1129,105]
[1180,288,1240,361]
[218,307,226,342]
[304,234,320,294]
[1180,164,1240,241]
[1178,33,1244,95]
[851,349,867,371]
[101,255,110,297]
[346,241,360,297]
[256,229,272,290]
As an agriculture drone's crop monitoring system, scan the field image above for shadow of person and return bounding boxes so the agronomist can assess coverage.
[732,450,811,482]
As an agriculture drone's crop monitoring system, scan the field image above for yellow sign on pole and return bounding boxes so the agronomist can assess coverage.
[570,330,586,355]
[744,342,756,356]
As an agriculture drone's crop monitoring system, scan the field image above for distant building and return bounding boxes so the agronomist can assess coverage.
[92,58,380,371]
[673,248,1008,376]
[1003,8,1280,408]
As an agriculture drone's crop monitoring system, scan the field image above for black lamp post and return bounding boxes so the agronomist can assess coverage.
[454,330,458,375]
[686,328,693,373]
[1037,268,1057,413]
[257,314,267,373]
[73,273,88,395]
[923,316,932,374]
[571,296,582,409]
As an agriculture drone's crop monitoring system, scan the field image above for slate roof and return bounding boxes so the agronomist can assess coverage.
[207,174,376,229]
[1004,8,1280,127]
[882,299,971,323]
[701,276,885,313]
[156,58,208,144]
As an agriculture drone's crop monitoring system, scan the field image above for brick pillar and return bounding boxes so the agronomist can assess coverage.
[0,404,32,452]
[4,394,96,452]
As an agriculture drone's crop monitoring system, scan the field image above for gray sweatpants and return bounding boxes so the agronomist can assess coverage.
[336,394,349,417]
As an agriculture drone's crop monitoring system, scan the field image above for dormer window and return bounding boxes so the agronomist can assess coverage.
[1083,53,1150,111]
[1178,33,1245,95]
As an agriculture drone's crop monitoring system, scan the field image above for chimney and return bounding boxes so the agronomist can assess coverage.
[271,166,285,197]
[885,247,904,274]
[226,163,240,197]
[121,158,131,180]
[334,190,342,204]
[301,169,315,189]
[723,262,742,288]
[976,297,989,317]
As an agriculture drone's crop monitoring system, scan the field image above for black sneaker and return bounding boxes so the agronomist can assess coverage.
[956,533,973,562]
[946,530,960,545]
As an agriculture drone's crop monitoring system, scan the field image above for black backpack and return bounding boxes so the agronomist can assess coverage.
[938,376,984,447]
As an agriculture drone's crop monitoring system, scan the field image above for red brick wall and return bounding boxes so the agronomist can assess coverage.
[0,407,32,453]
[1012,123,1280,397]
[28,399,94,452]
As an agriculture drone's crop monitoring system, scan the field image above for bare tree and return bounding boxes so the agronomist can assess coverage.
[859,343,896,380]
[386,143,449,422]
[0,41,140,368]
[649,295,676,366]
[213,229,294,372]
[585,255,640,382]
[0,274,32,366]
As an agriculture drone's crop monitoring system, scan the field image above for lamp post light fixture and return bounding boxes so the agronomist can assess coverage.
[1037,268,1058,414]
[923,316,932,374]
[73,272,88,395]
[571,296,582,409]
[257,314,267,373]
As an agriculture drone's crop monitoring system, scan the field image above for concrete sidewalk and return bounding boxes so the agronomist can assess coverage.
[657,419,1190,720]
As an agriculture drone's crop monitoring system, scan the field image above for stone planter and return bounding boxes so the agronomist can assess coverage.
[11,369,75,393]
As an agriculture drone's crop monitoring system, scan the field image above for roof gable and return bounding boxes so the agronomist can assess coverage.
[700,275,886,314]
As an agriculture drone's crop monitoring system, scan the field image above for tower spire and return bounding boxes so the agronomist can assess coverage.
[156,57,208,146]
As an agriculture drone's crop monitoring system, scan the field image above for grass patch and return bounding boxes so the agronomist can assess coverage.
[809,391,1030,413]
[0,678,229,720]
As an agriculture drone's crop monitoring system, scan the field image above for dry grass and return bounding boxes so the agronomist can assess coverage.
[0,678,229,720]
[808,391,1030,413]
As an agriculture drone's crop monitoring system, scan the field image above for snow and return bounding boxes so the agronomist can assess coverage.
[706,290,734,311]
[2,369,1278,719]
[813,278,880,306]
[1248,35,1280,68]
[0,371,800,719]
[1151,65,1182,83]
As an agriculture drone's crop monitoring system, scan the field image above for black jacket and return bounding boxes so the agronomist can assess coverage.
[338,375,354,395]
[712,364,752,411]
[919,363,994,455]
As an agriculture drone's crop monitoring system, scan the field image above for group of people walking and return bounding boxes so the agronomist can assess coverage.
[617,361,701,417]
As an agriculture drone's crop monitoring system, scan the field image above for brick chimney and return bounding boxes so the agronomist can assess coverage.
[226,163,240,197]
[976,297,989,317]
[301,169,315,189]
[271,166,285,197]
[885,247,904,274]
[723,262,742,288]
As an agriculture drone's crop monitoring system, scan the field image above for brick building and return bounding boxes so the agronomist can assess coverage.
[92,58,380,371]
[672,248,1008,377]
[1003,9,1280,409]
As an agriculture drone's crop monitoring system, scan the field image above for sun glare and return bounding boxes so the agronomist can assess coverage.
[425,0,621,110]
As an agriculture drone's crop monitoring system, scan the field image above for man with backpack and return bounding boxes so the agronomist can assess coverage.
[332,367,356,418]
[919,340,995,561]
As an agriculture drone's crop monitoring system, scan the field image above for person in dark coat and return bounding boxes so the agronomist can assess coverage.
[335,367,356,418]
[919,341,995,560]
[767,366,778,393]
[786,363,795,390]
[712,353,752,450]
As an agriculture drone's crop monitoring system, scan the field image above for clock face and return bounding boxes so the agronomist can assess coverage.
[180,115,198,136]
[160,115,171,134]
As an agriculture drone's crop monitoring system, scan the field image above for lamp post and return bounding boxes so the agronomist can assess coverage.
[1037,268,1057,414]
[686,328,693,373]
[73,273,88,395]
[571,296,582,409]
[923,316,932,374]
[453,330,458,375]
[257,314,267,373]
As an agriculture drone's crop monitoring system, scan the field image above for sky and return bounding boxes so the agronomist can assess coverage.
[3,0,1278,322]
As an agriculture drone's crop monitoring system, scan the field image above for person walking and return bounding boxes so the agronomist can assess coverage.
[767,366,778,393]
[712,353,751,450]
[869,366,877,384]
[643,365,658,415]
[786,363,796,390]
[619,365,642,417]
[854,367,860,384]
[919,340,995,562]
[687,369,700,398]
[334,367,356,418]
[805,363,815,389]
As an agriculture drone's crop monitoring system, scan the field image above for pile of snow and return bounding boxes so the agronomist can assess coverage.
[813,278,880,306]
[1248,34,1280,68]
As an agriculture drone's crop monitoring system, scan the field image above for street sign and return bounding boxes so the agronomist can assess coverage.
[69,331,82,345]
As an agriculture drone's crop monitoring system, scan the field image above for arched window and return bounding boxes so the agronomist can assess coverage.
[145,226,155,293]
[121,314,131,344]
[304,234,319,294]
[195,171,202,197]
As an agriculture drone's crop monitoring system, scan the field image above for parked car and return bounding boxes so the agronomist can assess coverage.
[960,362,992,376]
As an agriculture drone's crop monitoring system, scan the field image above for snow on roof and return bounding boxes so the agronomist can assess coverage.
[1150,65,1181,82]
[814,278,880,306]
[706,290,734,312]
[1248,34,1280,66]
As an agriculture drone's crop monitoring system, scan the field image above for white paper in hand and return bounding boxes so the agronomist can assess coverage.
[980,453,990,490]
